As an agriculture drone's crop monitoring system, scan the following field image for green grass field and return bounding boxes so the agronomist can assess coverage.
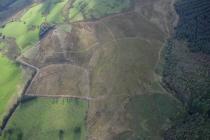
[0,98,88,140]
[0,43,5,49]
[21,4,45,26]
[69,0,131,21]
[0,0,68,51]
[47,0,68,23]
[0,21,39,51]
[0,54,23,125]
[1,22,27,38]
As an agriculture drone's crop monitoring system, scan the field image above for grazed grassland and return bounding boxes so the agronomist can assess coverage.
[0,54,23,125]
[0,98,88,140]
[69,0,132,22]
[0,0,68,51]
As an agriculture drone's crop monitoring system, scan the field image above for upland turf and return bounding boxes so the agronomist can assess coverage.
[0,0,68,51]
[69,0,132,22]
[0,98,88,140]
[87,38,184,140]
[0,54,23,125]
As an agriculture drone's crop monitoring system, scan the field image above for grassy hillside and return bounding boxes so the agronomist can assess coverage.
[0,0,68,51]
[0,43,5,49]
[87,35,184,139]
[123,94,184,140]
[0,0,69,124]
[69,0,132,21]
[0,98,88,140]
[0,54,23,125]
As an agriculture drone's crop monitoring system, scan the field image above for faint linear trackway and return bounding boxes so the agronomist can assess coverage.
[16,41,41,95]
[53,42,100,54]
[16,41,40,71]
[16,57,39,72]
[26,94,93,100]
[71,10,134,25]
[16,58,39,95]
[26,94,106,101]
[100,21,119,47]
